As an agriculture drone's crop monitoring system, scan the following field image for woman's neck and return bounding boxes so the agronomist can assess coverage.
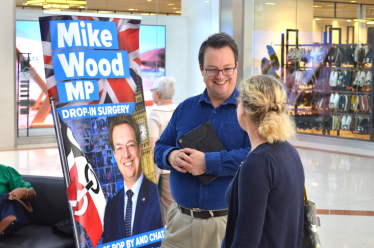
[245,122,268,152]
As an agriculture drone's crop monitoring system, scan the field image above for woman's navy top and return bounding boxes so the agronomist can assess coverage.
[222,141,305,248]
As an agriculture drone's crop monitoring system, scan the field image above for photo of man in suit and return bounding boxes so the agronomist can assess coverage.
[102,114,163,246]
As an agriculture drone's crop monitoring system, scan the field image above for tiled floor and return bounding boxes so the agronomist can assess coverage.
[0,144,373,247]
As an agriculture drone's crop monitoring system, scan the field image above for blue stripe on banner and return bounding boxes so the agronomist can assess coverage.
[56,102,136,120]
[97,228,165,248]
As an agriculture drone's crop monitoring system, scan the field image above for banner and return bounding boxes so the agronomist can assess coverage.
[40,15,164,248]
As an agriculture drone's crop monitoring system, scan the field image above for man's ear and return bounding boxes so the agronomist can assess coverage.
[138,143,142,155]
[199,64,204,76]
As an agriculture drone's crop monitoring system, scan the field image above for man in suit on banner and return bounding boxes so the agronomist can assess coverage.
[102,114,163,245]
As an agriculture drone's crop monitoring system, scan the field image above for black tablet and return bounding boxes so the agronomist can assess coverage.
[177,121,226,185]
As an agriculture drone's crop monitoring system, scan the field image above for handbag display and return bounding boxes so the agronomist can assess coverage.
[288,48,304,62]
[0,193,33,237]
[300,186,322,248]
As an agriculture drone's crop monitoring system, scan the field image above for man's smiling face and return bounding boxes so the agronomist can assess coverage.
[200,46,238,103]
[112,123,142,188]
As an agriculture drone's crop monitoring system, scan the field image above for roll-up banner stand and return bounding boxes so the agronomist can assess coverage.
[41,12,164,248]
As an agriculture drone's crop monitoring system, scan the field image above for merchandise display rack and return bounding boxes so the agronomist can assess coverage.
[279,29,374,141]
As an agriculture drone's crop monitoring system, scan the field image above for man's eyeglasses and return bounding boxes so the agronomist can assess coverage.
[203,65,236,77]
[114,141,139,153]
[150,89,158,93]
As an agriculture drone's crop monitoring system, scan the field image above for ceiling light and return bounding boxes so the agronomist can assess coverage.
[173,7,176,9]
[175,11,181,13]
[168,4,174,5]
[313,5,321,7]
[205,1,209,2]
[315,18,320,20]
[66,0,86,4]
[347,20,351,22]
[147,0,152,1]
[354,19,366,22]
[266,3,275,5]
[368,21,374,24]
[27,0,45,3]
[351,1,356,2]
[128,9,134,11]
[43,4,51,8]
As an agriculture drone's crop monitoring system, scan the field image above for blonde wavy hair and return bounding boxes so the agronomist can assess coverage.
[238,75,296,144]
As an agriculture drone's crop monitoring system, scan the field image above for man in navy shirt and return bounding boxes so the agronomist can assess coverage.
[154,33,251,248]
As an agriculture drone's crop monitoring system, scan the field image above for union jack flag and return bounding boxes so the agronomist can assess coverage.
[39,15,141,107]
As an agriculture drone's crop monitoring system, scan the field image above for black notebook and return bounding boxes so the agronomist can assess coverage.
[177,121,226,185]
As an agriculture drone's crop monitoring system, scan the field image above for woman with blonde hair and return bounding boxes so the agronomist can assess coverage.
[222,75,305,248]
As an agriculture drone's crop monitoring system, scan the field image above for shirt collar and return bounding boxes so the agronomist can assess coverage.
[199,87,239,107]
[124,173,144,196]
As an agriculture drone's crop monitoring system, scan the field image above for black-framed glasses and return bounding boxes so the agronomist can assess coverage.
[203,65,236,77]
[114,141,139,153]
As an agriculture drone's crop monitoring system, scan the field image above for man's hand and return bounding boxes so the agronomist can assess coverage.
[9,188,27,199]
[180,148,206,176]
[168,149,193,173]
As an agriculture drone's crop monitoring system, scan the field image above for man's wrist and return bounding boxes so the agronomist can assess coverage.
[166,148,178,166]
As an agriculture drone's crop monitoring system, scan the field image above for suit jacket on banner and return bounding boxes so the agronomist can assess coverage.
[102,176,163,246]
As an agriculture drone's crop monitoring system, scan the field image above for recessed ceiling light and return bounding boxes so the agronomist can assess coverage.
[147,0,151,1]
[168,4,174,5]
[175,11,181,13]
[313,5,321,7]
[205,0,209,2]
[368,21,374,24]
[128,8,134,11]
[315,18,320,20]
[351,1,356,2]
[266,3,275,5]
[347,20,351,22]
[173,7,176,9]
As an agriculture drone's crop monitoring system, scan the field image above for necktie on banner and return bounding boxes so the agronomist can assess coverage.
[59,115,106,248]
[125,190,134,238]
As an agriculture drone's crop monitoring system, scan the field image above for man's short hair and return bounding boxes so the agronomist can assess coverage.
[108,114,140,149]
[198,32,239,66]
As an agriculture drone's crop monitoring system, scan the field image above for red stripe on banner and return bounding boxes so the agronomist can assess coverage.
[133,57,141,66]
[118,28,139,53]
[44,55,53,65]
[112,18,120,26]
[47,86,59,102]
[107,78,136,103]
[67,162,104,248]
[78,193,104,248]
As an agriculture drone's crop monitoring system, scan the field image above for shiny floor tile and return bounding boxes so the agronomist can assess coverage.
[0,145,373,246]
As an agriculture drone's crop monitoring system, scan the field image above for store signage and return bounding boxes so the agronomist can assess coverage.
[365,7,374,18]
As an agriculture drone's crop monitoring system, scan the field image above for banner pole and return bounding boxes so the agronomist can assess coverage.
[50,96,81,248]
